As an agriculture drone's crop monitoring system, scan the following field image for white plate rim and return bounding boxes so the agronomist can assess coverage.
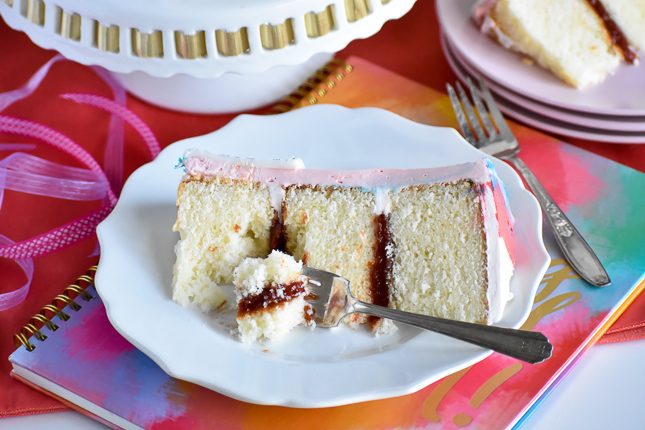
[443,35,645,133]
[441,33,645,144]
[95,105,550,408]
[436,0,645,117]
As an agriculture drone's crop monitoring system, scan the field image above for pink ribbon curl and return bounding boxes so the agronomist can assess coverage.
[0,57,161,311]
[0,234,34,311]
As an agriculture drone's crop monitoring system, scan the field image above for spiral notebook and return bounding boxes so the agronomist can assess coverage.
[9,57,645,430]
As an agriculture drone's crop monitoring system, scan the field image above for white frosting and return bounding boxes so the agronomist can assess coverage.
[183,150,305,170]
[492,239,515,321]
[373,187,392,214]
[480,180,515,323]
[472,0,518,51]
[481,16,517,50]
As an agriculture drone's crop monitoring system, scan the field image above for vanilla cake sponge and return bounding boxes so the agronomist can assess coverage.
[283,186,377,327]
[172,155,304,311]
[234,250,312,343]
[173,151,515,333]
[388,183,491,323]
[473,0,642,89]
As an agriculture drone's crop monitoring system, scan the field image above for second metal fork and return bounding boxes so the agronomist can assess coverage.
[447,77,610,288]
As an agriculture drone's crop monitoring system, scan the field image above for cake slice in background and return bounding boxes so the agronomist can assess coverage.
[234,250,313,343]
[473,0,641,89]
[601,0,645,52]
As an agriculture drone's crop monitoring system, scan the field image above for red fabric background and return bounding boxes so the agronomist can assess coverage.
[1,0,643,417]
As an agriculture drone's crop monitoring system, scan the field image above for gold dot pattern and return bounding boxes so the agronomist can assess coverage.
[95,22,120,53]
[57,8,81,41]
[260,19,295,50]
[305,5,335,38]
[2,0,403,59]
[23,0,45,26]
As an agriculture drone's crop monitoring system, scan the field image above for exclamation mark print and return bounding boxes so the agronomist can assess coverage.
[422,367,472,422]
[452,363,524,427]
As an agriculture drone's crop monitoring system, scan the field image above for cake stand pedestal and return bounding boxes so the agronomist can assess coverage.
[1,0,416,113]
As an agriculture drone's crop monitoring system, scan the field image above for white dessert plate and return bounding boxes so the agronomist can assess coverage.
[443,35,645,133]
[442,33,645,144]
[95,105,550,408]
[437,0,645,117]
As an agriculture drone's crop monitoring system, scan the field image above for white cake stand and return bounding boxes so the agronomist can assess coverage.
[1,0,416,113]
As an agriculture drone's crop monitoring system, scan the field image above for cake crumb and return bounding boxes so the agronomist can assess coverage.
[521,57,534,66]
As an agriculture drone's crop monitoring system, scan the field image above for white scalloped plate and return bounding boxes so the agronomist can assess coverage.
[442,33,645,144]
[95,105,549,408]
[443,35,645,133]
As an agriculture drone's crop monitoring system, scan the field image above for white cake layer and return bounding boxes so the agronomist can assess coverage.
[234,250,304,299]
[237,297,310,343]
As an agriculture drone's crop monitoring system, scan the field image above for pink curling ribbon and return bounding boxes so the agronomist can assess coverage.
[0,57,161,311]
[0,55,65,112]
[89,66,127,195]
[0,234,34,311]
[0,152,108,206]
[0,116,118,204]
[0,55,127,201]
[60,93,161,159]
[0,115,117,265]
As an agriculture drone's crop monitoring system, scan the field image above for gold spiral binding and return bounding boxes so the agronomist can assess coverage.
[268,58,354,114]
[30,314,58,332]
[41,304,71,321]
[13,266,97,352]
[14,332,35,351]
[21,323,47,341]
[64,283,94,301]
[54,294,82,311]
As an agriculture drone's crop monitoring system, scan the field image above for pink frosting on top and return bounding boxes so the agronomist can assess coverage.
[183,156,497,190]
[472,0,498,27]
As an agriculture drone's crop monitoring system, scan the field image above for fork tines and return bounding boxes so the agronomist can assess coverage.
[447,77,513,148]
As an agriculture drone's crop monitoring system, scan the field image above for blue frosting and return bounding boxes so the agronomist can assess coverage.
[485,158,515,227]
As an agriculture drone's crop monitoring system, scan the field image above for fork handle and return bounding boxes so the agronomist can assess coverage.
[506,155,610,287]
[351,301,552,364]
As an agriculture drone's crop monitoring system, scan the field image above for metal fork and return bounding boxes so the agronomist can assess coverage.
[302,266,553,364]
[447,77,610,288]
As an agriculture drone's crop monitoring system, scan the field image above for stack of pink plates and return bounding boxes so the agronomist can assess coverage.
[436,0,645,144]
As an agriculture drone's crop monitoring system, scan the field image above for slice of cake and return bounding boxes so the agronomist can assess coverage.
[171,153,304,311]
[173,151,515,334]
[473,0,642,89]
[234,250,313,343]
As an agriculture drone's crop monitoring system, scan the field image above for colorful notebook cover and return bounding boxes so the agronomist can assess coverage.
[9,57,645,429]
